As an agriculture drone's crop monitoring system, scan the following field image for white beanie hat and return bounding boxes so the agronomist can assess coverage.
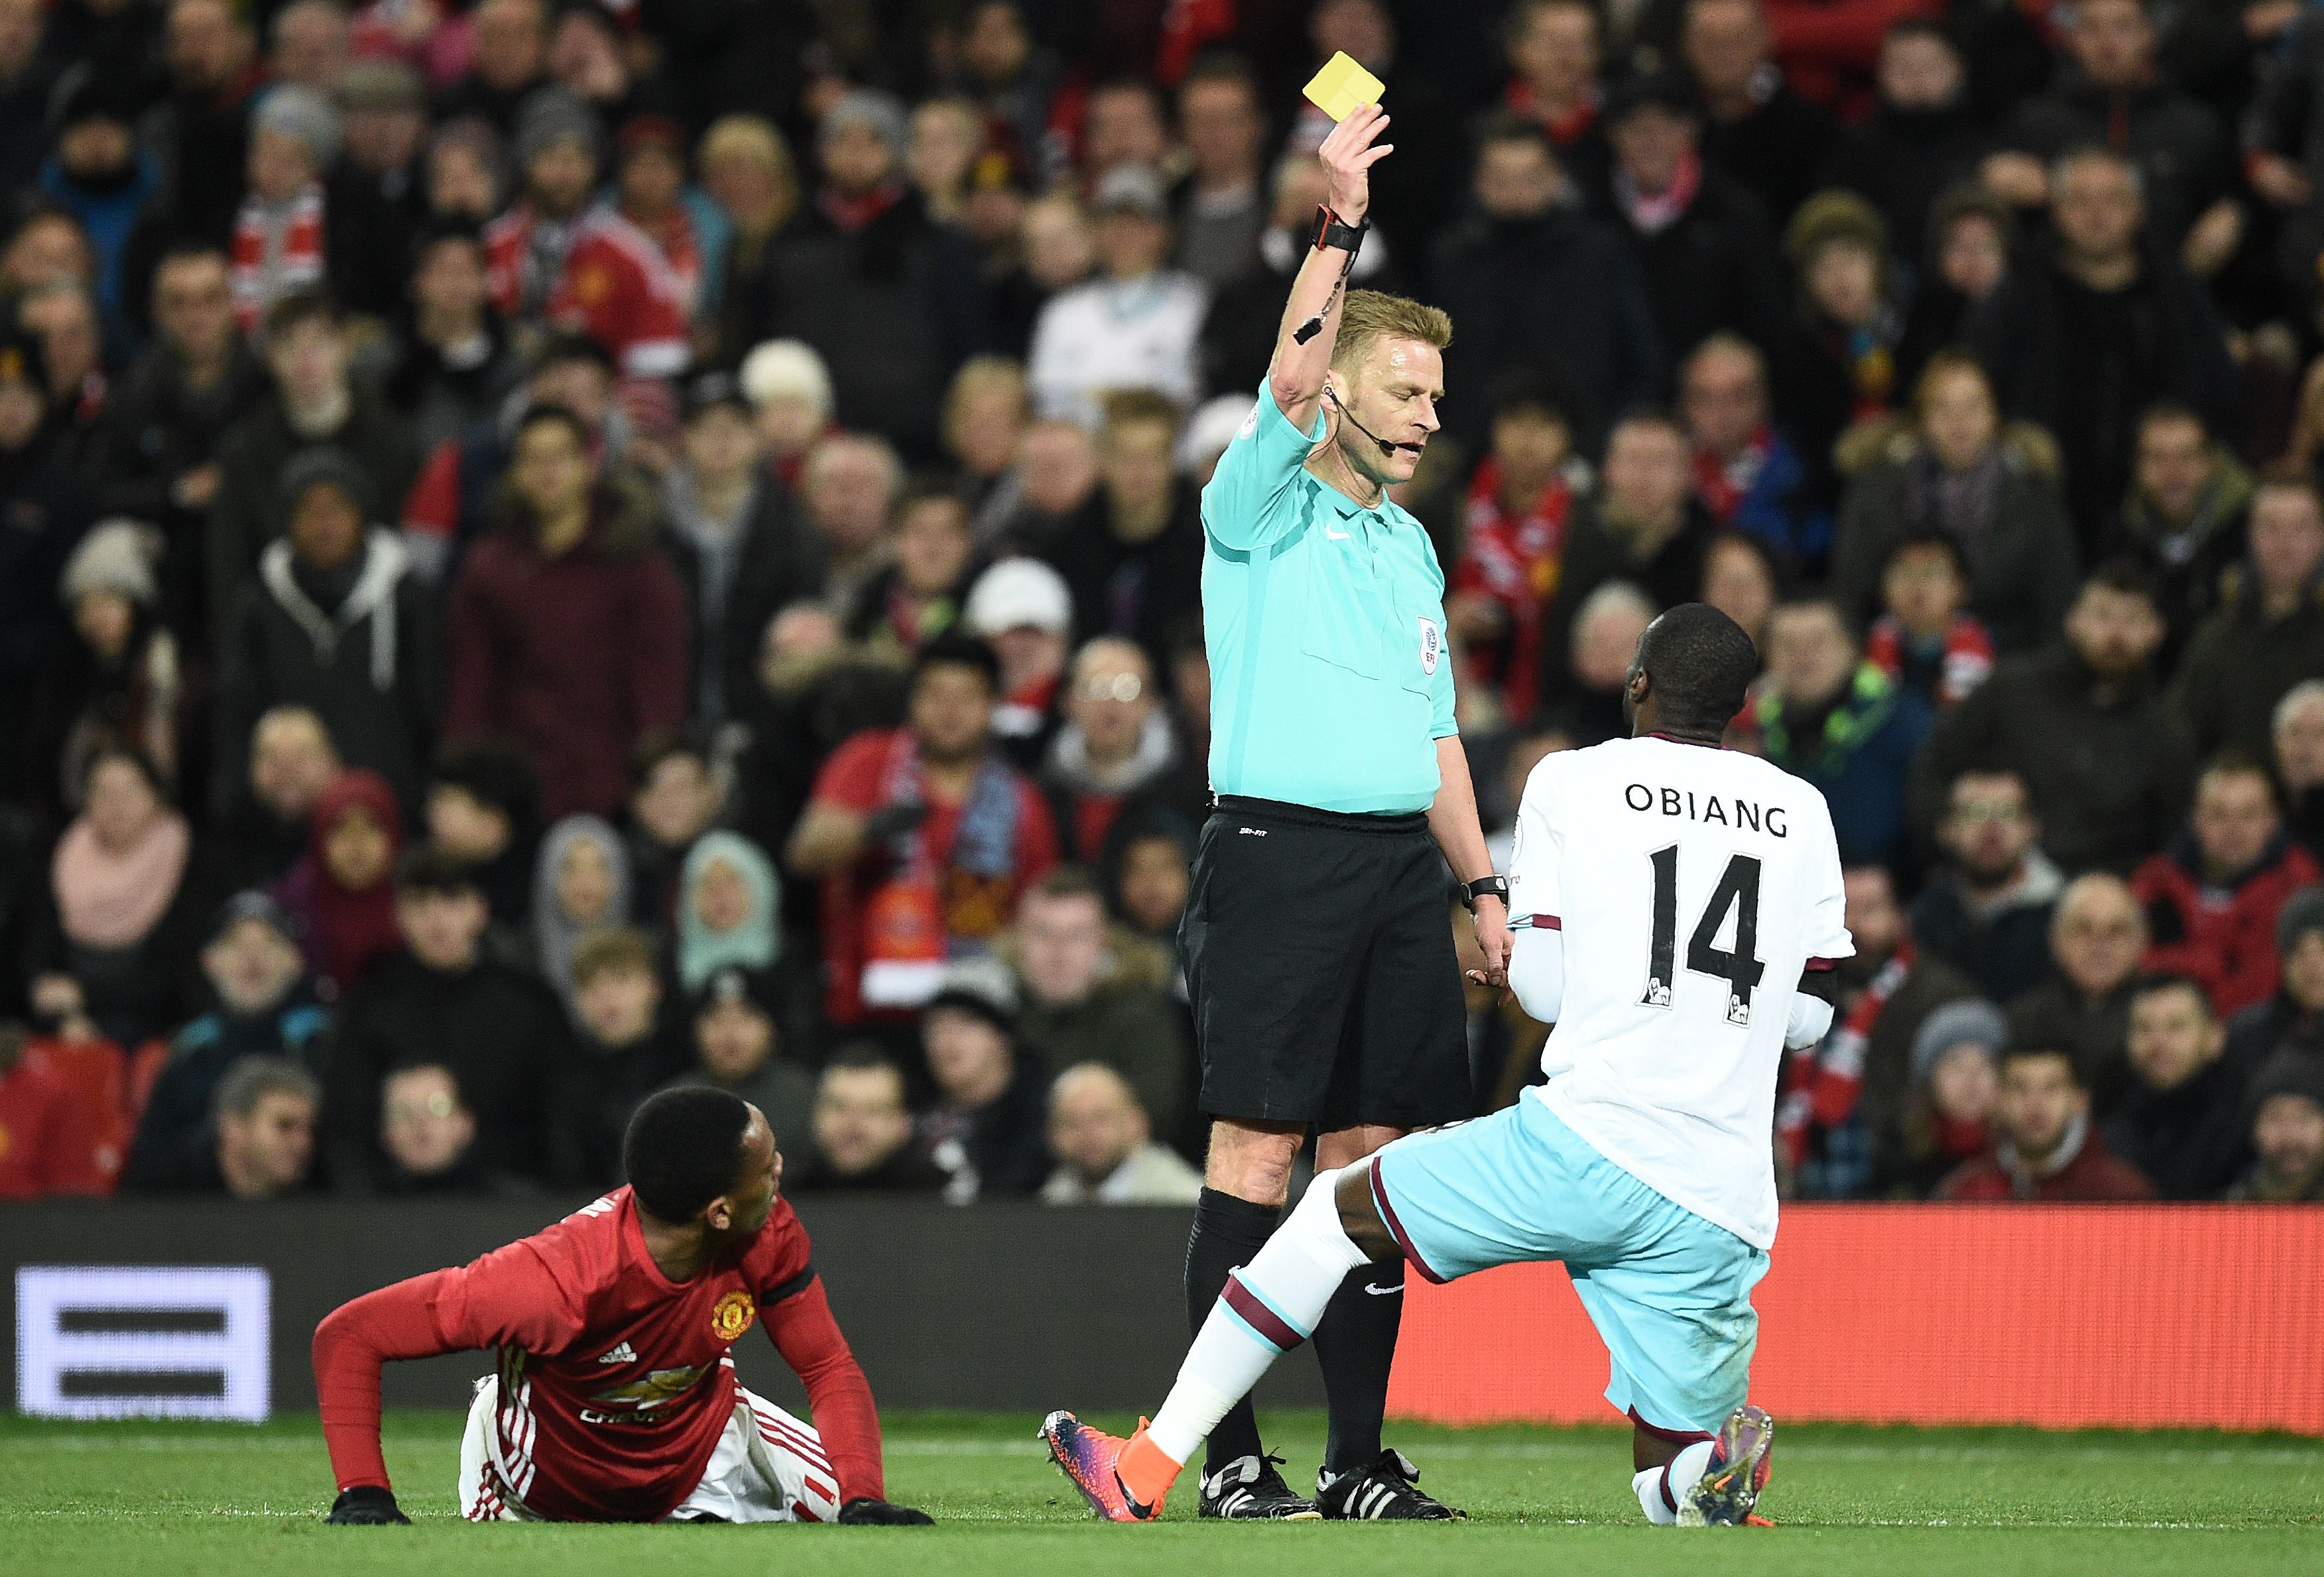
[60,519,160,606]
[739,339,833,421]
[963,556,1073,637]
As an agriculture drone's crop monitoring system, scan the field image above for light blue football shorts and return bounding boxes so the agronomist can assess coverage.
[1368,1094,1770,1437]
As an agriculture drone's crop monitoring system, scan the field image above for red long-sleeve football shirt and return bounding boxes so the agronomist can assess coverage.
[313,1189,883,1521]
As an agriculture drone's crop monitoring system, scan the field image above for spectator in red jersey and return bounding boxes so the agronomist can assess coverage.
[2131,754,2323,1020]
[444,404,688,821]
[2103,972,2252,1199]
[788,634,1060,1025]
[483,87,690,379]
[172,1055,322,1199]
[2228,1053,2324,1202]
[915,980,1051,1202]
[0,1017,127,1198]
[1007,866,1190,1146]
[1781,862,1976,1196]
[613,115,729,336]
[1447,382,1579,722]
[272,768,404,997]
[1862,533,1993,711]
[1502,0,1611,205]
[961,555,1073,770]
[1038,638,1200,865]
[1935,1041,2158,1200]
[1681,333,1824,576]
[312,1084,930,1525]
[2006,873,2149,1115]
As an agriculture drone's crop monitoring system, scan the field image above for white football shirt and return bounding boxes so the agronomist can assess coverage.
[1508,734,1853,1249]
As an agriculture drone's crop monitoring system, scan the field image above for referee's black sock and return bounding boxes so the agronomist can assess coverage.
[1313,1257,1403,1476]
[1186,1187,1281,1476]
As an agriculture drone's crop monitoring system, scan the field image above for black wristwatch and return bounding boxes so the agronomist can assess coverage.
[1461,874,1509,912]
[1311,204,1368,254]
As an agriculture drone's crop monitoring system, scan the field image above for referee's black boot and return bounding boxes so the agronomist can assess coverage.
[1197,1452,1321,1519]
[1316,1448,1466,1520]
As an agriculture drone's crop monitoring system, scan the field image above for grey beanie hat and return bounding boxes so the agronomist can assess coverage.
[514,86,603,169]
[2279,885,2324,955]
[819,88,909,162]
[1909,998,2009,1089]
[255,84,343,169]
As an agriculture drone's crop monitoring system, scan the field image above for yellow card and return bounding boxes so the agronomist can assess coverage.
[1302,51,1384,122]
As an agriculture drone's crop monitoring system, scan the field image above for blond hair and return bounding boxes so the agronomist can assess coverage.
[1331,290,1452,375]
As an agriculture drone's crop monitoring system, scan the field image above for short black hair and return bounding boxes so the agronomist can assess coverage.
[395,843,483,898]
[265,288,338,339]
[629,726,711,789]
[530,329,617,379]
[1998,1040,2085,1086]
[1635,603,1759,731]
[514,400,594,453]
[623,1086,755,1222]
[430,740,536,819]
[2079,555,2161,605]
[2130,970,2214,1017]
[911,630,1002,693]
[1882,528,1967,579]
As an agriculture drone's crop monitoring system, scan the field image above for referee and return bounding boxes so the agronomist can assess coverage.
[1176,100,1510,1521]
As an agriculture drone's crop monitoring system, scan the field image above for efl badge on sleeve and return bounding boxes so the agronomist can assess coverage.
[1303,52,1385,122]
[1418,614,1441,676]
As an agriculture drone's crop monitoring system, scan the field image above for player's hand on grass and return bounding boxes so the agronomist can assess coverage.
[837,1496,934,1525]
[326,1486,411,1525]
[1317,100,1391,224]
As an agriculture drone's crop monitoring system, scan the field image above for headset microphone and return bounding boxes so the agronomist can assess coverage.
[1325,386,1408,457]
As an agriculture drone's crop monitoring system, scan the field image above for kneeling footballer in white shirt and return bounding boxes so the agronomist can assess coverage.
[1041,602,1853,1526]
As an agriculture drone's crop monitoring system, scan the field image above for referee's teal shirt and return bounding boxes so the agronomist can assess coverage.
[1199,383,1458,815]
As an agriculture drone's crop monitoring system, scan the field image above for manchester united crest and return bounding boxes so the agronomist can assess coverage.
[710,1290,757,1342]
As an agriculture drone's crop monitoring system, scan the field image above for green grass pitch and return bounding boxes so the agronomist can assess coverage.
[5,1410,2321,1576]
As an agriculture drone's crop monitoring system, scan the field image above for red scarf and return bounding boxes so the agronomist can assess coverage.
[634,202,702,316]
[1691,430,1771,524]
[1618,150,1701,233]
[231,182,327,334]
[1777,940,1913,1169]
[1863,613,1994,707]
[820,182,903,234]
[1504,79,1599,146]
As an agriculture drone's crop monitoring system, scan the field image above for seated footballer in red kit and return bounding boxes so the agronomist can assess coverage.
[311,1086,932,1527]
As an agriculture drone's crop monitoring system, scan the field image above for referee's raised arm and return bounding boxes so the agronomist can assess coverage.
[1265,102,1394,432]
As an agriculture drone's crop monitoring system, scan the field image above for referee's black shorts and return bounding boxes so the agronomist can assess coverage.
[1178,795,1470,1132]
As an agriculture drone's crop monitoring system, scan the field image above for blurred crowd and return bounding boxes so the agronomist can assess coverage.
[3,0,2324,1211]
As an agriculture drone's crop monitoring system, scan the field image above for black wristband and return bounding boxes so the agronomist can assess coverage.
[1462,875,1509,912]
[1310,204,1368,254]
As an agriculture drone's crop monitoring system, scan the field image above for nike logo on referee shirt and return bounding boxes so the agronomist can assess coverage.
[1325,522,1351,540]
